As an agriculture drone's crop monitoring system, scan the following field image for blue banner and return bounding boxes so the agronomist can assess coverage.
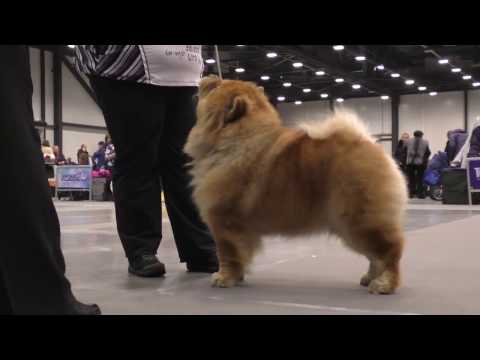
[56,166,91,190]
[469,159,480,190]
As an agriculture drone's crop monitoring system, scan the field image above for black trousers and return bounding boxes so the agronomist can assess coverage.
[407,164,426,197]
[0,46,80,314]
[89,76,216,263]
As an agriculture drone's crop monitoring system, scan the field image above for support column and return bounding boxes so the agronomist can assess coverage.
[53,52,62,149]
[464,90,469,131]
[329,97,334,112]
[391,93,400,156]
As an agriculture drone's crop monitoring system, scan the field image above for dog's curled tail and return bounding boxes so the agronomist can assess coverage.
[298,110,374,143]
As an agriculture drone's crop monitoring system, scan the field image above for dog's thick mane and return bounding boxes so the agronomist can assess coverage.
[298,110,374,143]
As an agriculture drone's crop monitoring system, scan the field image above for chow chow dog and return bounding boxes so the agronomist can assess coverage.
[184,76,407,294]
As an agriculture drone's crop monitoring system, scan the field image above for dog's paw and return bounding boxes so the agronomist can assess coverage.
[360,273,373,287]
[211,272,237,288]
[368,277,396,295]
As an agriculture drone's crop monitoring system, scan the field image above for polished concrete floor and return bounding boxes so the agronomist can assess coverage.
[56,198,480,315]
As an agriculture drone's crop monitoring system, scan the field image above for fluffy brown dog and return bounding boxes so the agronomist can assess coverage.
[184,76,408,294]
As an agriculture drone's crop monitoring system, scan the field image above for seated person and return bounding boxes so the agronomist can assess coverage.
[41,140,55,164]
[53,145,66,166]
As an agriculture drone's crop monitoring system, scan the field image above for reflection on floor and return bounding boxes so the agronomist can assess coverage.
[55,199,480,315]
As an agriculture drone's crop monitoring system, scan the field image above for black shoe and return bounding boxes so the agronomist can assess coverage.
[72,301,102,315]
[128,255,166,277]
[186,257,219,273]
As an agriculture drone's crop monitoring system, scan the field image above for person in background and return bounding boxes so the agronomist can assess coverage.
[0,45,100,314]
[92,141,106,171]
[394,132,409,173]
[406,130,431,199]
[75,45,218,277]
[77,144,90,165]
[53,145,66,166]
[42,140,55,163]
[66,157,77,165]
[452,120,480,168]
[104,134,115,170]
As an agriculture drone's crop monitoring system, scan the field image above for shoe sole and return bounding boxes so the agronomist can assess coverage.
[128,263,166,278]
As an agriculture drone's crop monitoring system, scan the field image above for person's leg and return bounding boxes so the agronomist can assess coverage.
[417,165,426,198]
[89,76,167,276]
[160,87,217,271]
[406,165,416,198]
[0,46,99,314]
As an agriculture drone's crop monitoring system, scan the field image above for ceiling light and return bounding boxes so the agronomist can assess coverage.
[236,45,245,47]
[295,101,302,105]
[67,45,75,48]
[473,82,480,87]
[355,56,366,61]
[418,86,427,91]
[463,75,472,80]
[333,45,344,51]
[316,70,325,76]
[335,78,344,83]
[320,93,329,98]
[205,58,216,64]
[266,52,278,58]
[405,79,415,85]
[451,68,462,73]
[391,73,400,78]
[336,98,344,103]
[438,59,449,64]
[352,84,361,89]
[235,68,245,73]
[303,88,311,93]
[292,62,303,68]
[381,95,389,100]
[283,82,292,87]
[375,64,385,70]
[429,91,438,96]
[260,75,270,81]
[277,96,285,101]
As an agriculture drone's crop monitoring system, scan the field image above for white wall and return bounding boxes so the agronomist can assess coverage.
[277,100,332,127]
[61,63,106,127]
[29,47,41,122]
[62,127,107,162]
[468,89,480,131]
[399,91,464,154]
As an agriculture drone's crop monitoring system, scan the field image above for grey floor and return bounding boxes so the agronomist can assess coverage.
[56,198,480,315]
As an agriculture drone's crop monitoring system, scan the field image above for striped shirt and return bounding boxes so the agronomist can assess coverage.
[75,45,204,87]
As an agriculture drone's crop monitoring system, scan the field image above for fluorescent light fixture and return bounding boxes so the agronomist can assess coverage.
[463,75,472,80]
[405,79,415,85]
[292,62,303,68]
[236,45,245,47]
[336,98,344,103]
[355,56,366,61]
[352,84,361,89]
[67,45,75,48]
[303,88,311,93]
[429,91,438,96]
[320,93,329,98]
[451,68,462,73]
[205,58,216,64]
[260,75,270,81]
[375,64,385,70]
[381,95,389,100]
[295,101,302,105]
[333,45,344,51]
[316,70,325,76]
[266,52,278,58]
[335,78,344,83]
[438,59,449,64]
[235,68,245,73]
[391,73,400,78]
[418,86,427,91]
[473,82,480,87]
[283,82,292,87]
[277,96,285,101]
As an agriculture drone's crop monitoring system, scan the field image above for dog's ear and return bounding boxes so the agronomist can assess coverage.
[199,75,221,97]
[225,95,249,124]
